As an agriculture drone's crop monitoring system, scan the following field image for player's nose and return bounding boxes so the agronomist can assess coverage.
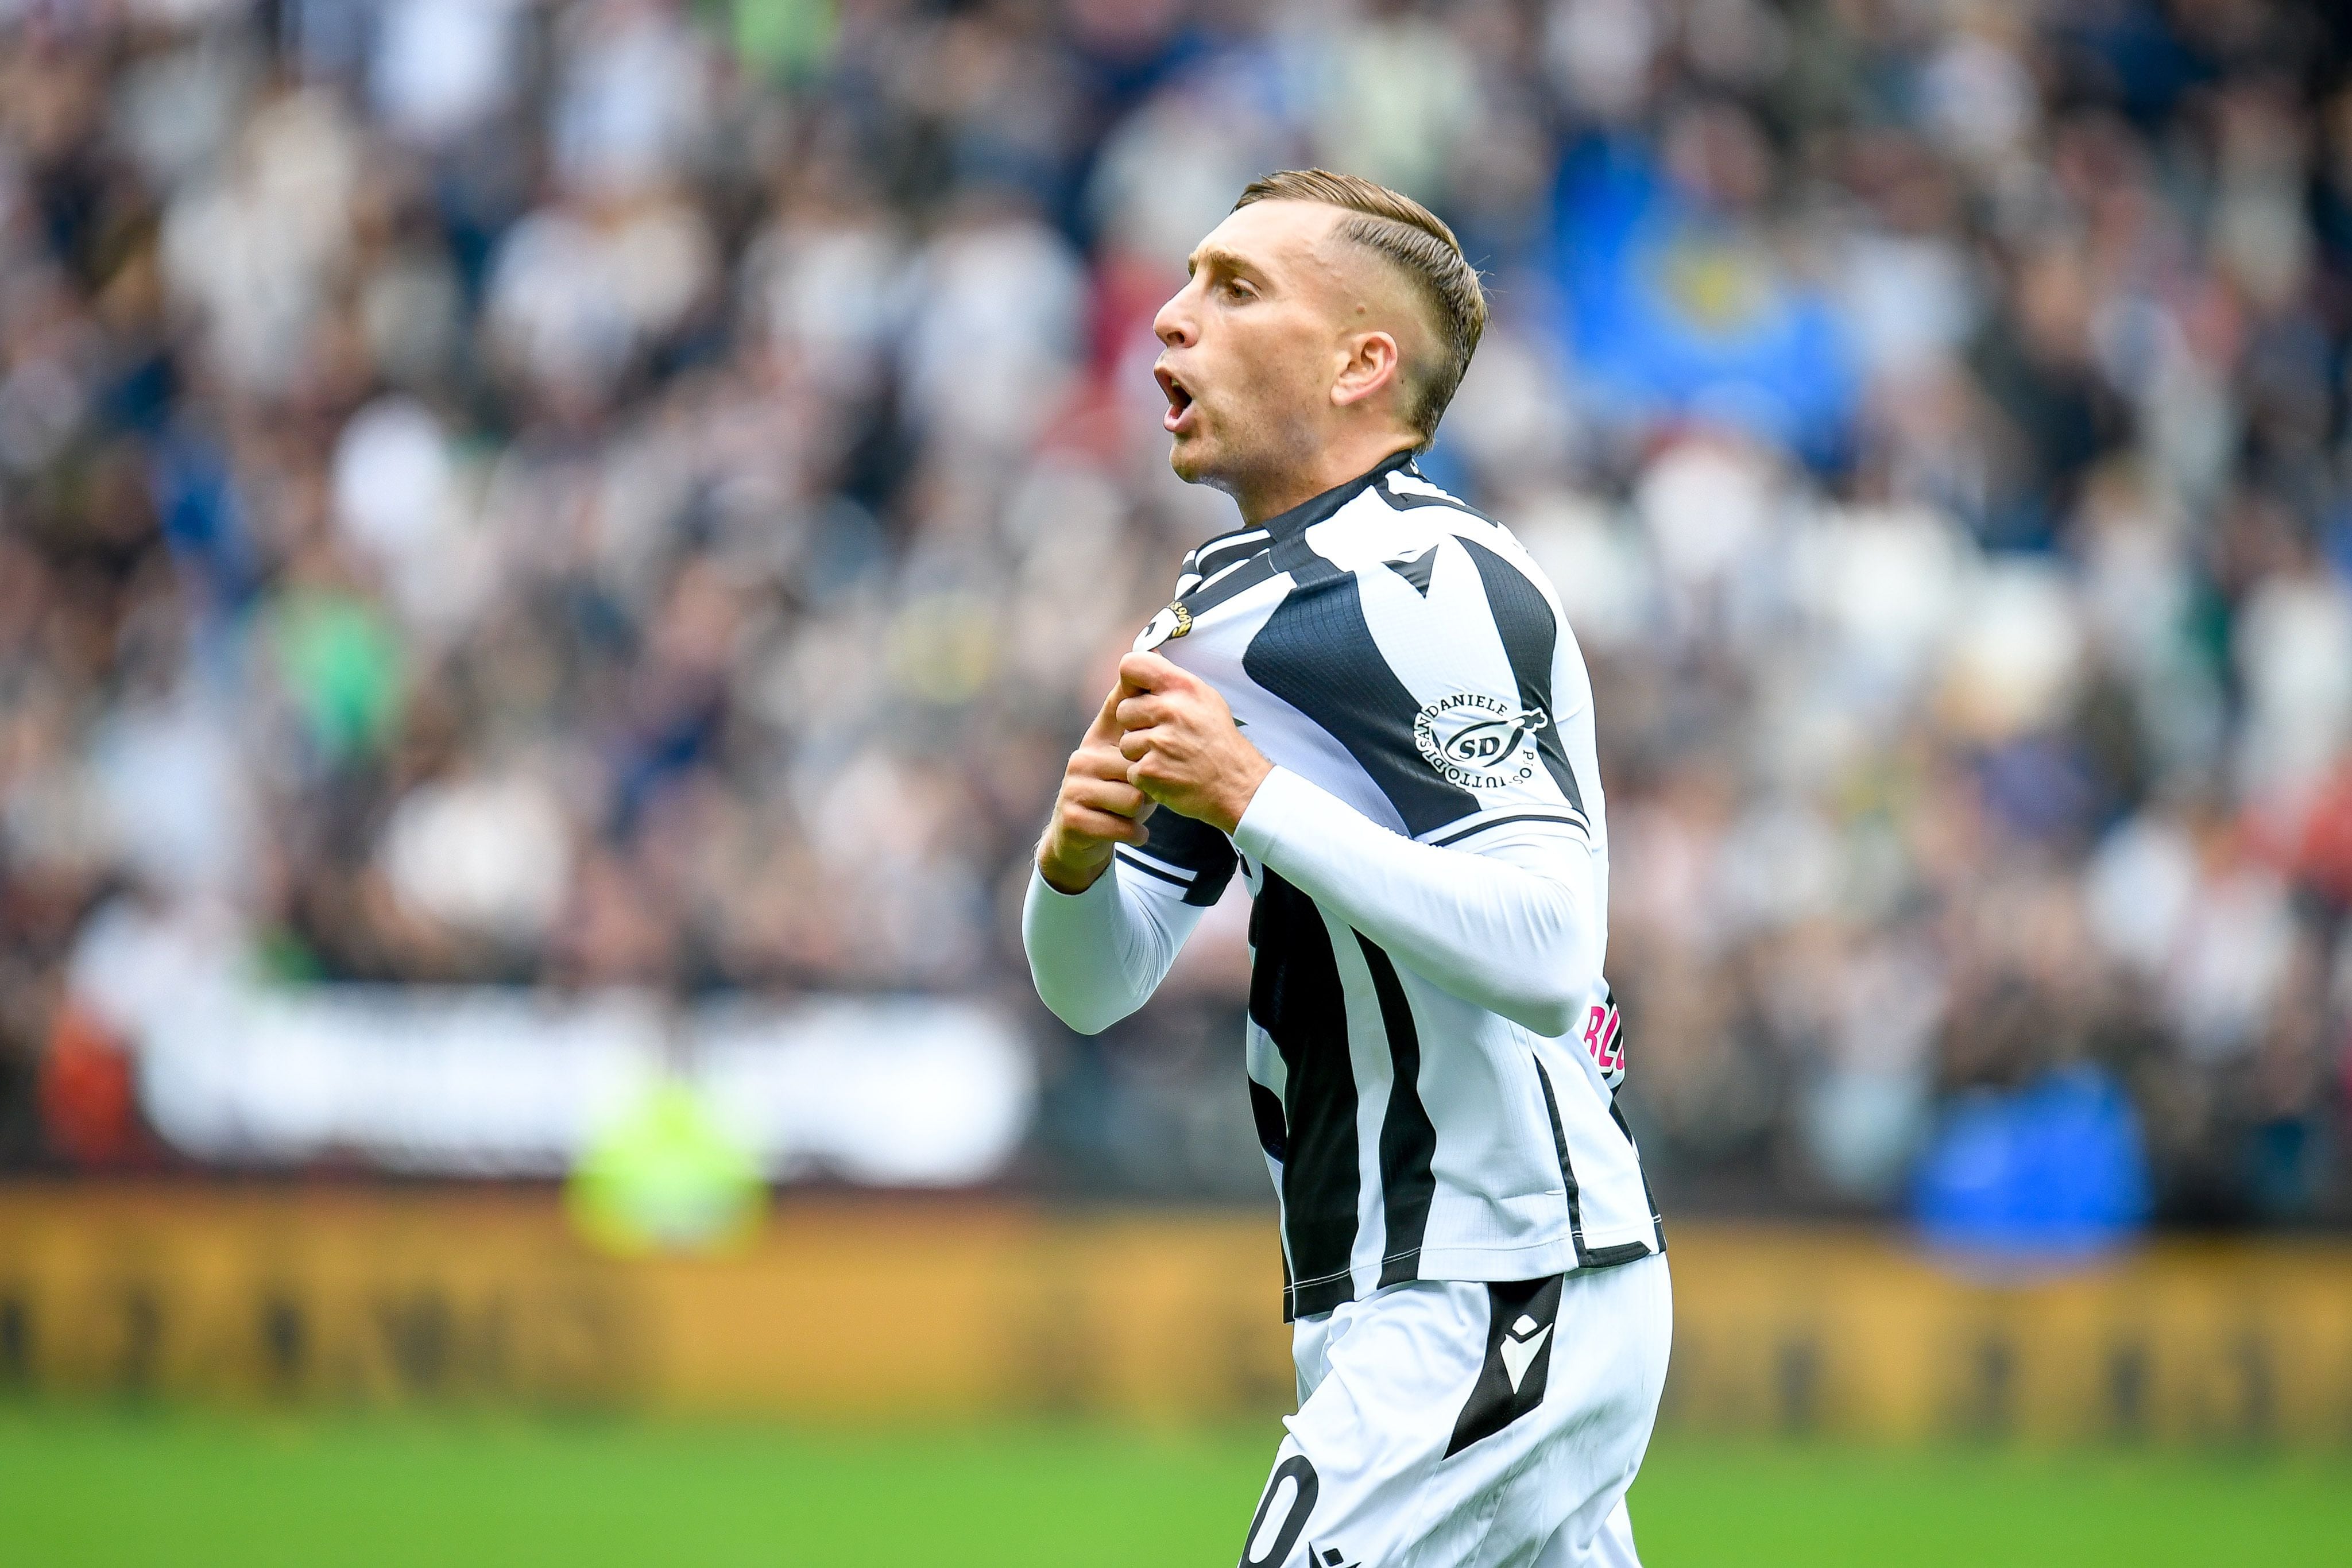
[1152,288,1196,349]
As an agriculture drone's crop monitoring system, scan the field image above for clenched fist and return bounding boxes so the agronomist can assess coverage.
[1113,652,1272,835]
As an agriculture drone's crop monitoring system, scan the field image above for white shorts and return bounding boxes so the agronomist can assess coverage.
[1239,1254,1671,1568]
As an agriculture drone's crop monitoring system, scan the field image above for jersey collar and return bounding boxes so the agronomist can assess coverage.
[1255,448,1422,546]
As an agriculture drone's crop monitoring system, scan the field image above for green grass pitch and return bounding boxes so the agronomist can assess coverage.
[2,1409,2345,1566]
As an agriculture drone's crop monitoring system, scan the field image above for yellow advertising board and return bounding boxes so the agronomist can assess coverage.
[2,1186,2348,1446]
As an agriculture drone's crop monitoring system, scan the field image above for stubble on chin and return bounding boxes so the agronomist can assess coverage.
[1168,431,1223,490]
[1174,447,1254,505]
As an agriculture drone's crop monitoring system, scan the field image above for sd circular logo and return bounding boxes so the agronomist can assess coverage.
[1413,693,1548,788]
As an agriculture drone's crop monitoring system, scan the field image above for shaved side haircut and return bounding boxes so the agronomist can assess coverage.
[1233,169,1490,444]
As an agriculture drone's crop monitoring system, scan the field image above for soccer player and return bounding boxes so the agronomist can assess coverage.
[1023,171,1668,1567]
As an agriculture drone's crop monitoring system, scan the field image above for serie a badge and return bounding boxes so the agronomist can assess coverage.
[1133,600,1193,652]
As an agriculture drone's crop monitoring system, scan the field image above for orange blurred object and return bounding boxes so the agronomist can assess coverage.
[39,1000,142,1167]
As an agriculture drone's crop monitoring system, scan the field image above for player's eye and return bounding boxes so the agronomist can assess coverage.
[1224,278,1255,301]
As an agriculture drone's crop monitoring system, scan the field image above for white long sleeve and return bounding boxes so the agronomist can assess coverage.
[1232,766,1601,1038]
[1022,857,1209,1035]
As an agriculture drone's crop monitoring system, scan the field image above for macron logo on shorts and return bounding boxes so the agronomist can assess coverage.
[1498,1314,1552,1393]
[1445,1277,1565,1458]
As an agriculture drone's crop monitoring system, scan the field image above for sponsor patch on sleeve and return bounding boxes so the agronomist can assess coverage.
[1410,693,1548,789]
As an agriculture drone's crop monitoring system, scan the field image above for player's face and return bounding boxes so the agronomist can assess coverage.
[1151,202,1353,497]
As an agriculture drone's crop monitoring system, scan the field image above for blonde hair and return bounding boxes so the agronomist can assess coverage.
[1233,169,1489,443]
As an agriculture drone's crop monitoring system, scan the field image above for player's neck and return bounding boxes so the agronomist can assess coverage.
[1233,433,1422,526]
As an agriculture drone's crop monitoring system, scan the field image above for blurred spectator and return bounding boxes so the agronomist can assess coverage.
[0,0,2347,1233]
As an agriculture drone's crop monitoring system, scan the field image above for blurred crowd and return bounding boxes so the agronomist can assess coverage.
[3,0,2351,1228]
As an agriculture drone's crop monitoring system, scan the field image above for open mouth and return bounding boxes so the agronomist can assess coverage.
[1155,365,1196,434]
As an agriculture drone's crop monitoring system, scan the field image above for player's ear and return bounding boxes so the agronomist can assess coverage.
[1330,330,1402,412]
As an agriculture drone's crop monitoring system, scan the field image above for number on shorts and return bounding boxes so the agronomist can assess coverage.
[1239,1454,1318,1567]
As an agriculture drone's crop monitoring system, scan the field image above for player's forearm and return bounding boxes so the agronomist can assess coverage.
[1232,768,1599,1037]
[1021,861,1204,1035]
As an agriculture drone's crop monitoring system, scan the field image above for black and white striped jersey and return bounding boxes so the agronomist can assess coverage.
[1026,451,1661,1319]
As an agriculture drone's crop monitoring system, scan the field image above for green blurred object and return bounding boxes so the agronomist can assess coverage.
[566,1079,766,1256]
[1,1412,2346,1568]
[717,0,837,81]
[267,590,406,762]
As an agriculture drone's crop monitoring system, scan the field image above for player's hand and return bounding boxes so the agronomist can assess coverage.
[1114,652,1272,835]
[1037,682,1160,895]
